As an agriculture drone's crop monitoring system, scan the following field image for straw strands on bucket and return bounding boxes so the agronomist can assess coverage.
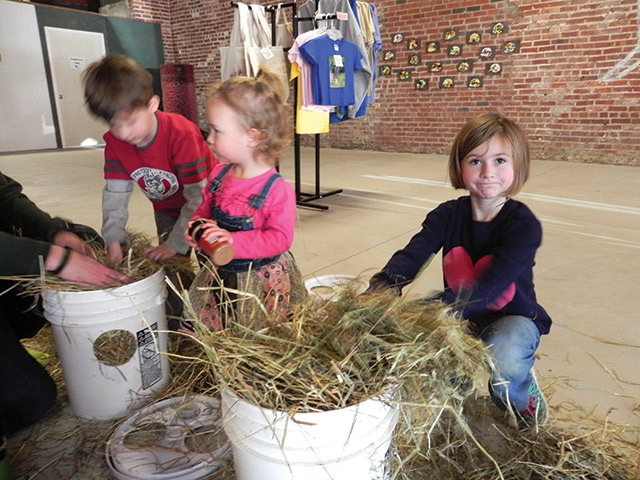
[186,285,488,413]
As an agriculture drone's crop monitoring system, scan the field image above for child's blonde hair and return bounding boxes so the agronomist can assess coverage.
[208,69,291,163]
[449,112,530,196]
[82,55,154,122]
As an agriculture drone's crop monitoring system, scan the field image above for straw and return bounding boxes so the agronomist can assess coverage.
[10,273,640,479]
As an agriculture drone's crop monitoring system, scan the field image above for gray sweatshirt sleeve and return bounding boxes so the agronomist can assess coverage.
[102,179,133,247]
[162,180,205,255]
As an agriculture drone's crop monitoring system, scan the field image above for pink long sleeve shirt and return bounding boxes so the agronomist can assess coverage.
[192,165,296,260]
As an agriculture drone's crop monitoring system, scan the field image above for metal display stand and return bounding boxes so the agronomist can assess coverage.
[291,8,342,211]
[230,1,341,211]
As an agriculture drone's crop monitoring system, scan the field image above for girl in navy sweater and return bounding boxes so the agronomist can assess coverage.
[369,113,551,429]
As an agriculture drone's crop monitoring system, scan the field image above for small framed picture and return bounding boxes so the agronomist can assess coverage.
[448,45,462,57]
[426,41,440,54]
[407,39,421,51]
[408,54,421,66]
[392,33,404,44]
[443,29,457,41]
[440,77,454,89]
[479,46,495,60]
[491,22,509,35]
[468,76,483,88]
[466,31,481,44]
[486,62,502,75]
[415,79,429,90]
[457,60,474,72]
[503,40,520,54]
[397,69,412,81]
[429,61,443,73]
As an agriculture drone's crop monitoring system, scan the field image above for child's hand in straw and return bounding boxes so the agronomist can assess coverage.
[107,241,123,265]
[46,245,131,286]
[145,243,177,261]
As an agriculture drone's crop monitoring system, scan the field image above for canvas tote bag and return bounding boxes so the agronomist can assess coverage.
[247,3,290,97]
[220,2,255,80]
[275,3,294,49]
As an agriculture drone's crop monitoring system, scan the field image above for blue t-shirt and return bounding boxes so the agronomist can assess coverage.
[299,35,363,107]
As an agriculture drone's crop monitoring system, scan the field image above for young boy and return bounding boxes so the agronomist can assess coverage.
[82,55,217,264]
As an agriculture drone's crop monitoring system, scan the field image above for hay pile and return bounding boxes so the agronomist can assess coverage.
[183,285,487,413]
[176,282,640,479]
[9,243,639,479]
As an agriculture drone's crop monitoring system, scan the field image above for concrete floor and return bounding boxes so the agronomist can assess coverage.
[1,145,639,477]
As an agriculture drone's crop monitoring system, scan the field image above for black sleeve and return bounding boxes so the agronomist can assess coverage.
[0,172,63,275]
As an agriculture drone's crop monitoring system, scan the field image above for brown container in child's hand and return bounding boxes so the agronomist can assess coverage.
[189,219,234,266]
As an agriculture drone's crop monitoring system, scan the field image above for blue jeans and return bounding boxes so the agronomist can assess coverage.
[479,315,541,412]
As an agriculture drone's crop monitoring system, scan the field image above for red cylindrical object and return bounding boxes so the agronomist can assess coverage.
[189,220,234,266]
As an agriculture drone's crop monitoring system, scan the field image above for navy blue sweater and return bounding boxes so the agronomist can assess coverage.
[371,196,551,335]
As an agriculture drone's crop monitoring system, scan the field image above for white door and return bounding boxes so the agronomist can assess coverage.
[0,1,57,152]
[44,27,107,148]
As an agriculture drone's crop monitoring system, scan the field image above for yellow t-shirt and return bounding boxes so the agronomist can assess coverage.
[290,63,330,134]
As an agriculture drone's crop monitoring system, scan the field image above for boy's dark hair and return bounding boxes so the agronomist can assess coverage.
[82,55,154,122]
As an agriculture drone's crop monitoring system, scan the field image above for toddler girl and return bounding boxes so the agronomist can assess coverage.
[185,69,305,330]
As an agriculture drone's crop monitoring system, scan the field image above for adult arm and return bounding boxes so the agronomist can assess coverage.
[0,172,67,241]
[0,172,129,285]
[0,172,68,274]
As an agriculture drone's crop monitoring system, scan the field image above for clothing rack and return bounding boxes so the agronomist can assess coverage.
[229,1,341,210]
[292,9,342,211]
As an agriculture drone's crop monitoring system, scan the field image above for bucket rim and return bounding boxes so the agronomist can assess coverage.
[304,274,368,299]
[221,387,398,422]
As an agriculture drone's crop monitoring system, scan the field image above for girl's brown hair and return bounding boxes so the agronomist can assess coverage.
[448,112,530,196]
[207,69,291,164]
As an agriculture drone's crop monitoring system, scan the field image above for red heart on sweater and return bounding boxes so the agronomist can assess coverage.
[443,246,515,310]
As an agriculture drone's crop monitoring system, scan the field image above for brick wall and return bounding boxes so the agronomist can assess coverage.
[131,0,640,165]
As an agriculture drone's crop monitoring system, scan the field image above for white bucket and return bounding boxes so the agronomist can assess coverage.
[304,275,368,301]
[220,390,399,480]
[43,269,170,420]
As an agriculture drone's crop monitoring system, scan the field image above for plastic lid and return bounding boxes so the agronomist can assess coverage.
[106,395,231,480]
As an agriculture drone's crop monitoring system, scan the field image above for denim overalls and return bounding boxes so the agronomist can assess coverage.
[208,164,283,273]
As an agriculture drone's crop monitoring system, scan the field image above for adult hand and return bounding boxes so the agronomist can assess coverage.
[51,230,94,257]
[47,245,131,286]
[145,243,177,261]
